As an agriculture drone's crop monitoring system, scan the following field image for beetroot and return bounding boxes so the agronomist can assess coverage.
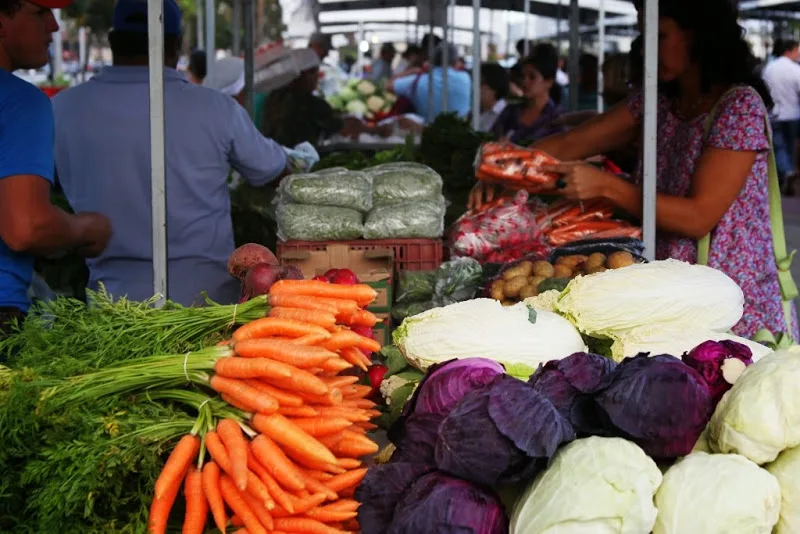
[281,265,304,281]
[240,264,304,301]
[331,268,360,285]
[228,243,279,281]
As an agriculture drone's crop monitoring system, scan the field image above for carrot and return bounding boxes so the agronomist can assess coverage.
[234,340,337,368]
[339,308,379,328]
[273,517,349,534]
[247,449,295,514]
[219,475,269,534]
[210,376,279,414]
[182,468,209,534]
[148,462,188,534]
[263,368,330,396]
[346,425,367,435]
[206,431,275,510]
[243,379,304,407]
[299,471,338,501]
[202,461,228,534]
[288,493,328,515]
[302,460,346,475]
[250,435,307,492]
[217,419,250,491]
[324,468,367,493]
[295,388,343,406]
[319,499,359,512]
[338,346,369,372]
[233,317,330,342]
[353,421,378,431]
[336,458,362,470]
[232,529,248,534]
[290,333,332,346]
[340,384,373,399]
[321,331,381,354]
[278,405,319,417]
[231,515,245,527]
[215,356,294,380]
[329,438,379,458]
[304,469,335,480]
[154,434,200,500]
[317,358,353,373]
[304,508,357,523]
[268,294,339,314]
[289,417,353,437]
[240,486,275,531]
[251,414,338,467]
[341,398,377,410]
[269,280,378,308]
[269,307,338,329]
[338,486,356,499]
[342,518,360,531]
[322,376,360,389]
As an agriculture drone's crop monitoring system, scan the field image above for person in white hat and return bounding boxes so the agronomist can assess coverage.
[204,56,246,105]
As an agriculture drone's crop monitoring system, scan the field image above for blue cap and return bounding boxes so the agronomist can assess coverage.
[113,0,182,36]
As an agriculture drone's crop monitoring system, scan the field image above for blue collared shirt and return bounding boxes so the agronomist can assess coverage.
[53,66,287,306]
[393,67,472,123]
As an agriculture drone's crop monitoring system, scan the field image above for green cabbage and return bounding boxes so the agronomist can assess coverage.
[654,452,781,534]
[510,437,662,534]
[766,445,800,534]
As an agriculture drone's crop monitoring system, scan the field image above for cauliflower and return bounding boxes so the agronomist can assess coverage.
[384,92,397,104]
[338,86,358,103]
[325,94,344,110]
[357,80,376,97]
[523,289,561,313]
[345,99,368,117]
[366,95,385,113]
[380,374,414,405]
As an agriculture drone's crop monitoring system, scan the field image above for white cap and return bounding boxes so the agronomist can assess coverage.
[203,56,245,96]
[291,48,321,73]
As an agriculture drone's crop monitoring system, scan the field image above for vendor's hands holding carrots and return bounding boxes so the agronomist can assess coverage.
[541,161,620,202]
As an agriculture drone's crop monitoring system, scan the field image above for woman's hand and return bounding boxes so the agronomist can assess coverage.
[468,182,506,211]
[541,162,619,201]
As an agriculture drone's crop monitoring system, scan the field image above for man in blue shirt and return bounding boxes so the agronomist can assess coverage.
[390,43,472,123]
[0,0,111,335]
[53,0,288,306]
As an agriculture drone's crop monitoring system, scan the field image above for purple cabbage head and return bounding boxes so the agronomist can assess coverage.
[528,352,617,434]
[388,412,443,466]
[355,462,435,534]
[388,472,509,534]
[434,374,575,487]
[683,340,753,405]
[593,354,713,459]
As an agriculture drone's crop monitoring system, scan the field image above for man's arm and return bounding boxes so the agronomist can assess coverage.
[227,98,289,187]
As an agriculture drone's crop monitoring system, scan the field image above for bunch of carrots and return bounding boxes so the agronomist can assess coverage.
[474,141,561,192]
[148,279,384,534]
[535,199,642,246]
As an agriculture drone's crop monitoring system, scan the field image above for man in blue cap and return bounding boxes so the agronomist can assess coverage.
[52,0,289,306]
[0,0,111,336]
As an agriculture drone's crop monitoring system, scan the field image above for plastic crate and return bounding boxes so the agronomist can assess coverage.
[277,239,444,273]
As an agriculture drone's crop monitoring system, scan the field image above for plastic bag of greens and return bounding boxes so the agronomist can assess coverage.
[433,258,483,306]
[276,203,363,241]
[363,200,445,239]
[396,270,436,303]
[392,300,437,322]
[278,170,373,212]
[368,165,444,206]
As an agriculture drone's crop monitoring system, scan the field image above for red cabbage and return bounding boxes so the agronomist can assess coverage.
[528,352,617,434]
[387,472,509,534]
[435,375,575,487]
[355,462,434,534]
[682,340,753,405]
[388,412,443,467]
[593,354,713,459]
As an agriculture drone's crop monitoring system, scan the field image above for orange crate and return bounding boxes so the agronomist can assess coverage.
[277,239,443,274]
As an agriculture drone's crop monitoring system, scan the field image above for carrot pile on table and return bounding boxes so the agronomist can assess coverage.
[535,199,642,246]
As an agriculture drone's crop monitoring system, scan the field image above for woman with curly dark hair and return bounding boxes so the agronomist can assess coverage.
[471,0,798,339]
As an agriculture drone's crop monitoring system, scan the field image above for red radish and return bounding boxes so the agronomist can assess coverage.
[281,265,304,281]
[331,269,359,285]
[312,275,329,282]
[323,269,340,282]
[240,264,304,301]
[228,243,278,280]
[367,364,388,396]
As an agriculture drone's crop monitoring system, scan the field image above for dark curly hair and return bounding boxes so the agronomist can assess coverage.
[655,0,774,109]
[0,0,22,15]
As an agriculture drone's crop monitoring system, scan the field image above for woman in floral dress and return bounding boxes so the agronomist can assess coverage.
[470,0,799,339]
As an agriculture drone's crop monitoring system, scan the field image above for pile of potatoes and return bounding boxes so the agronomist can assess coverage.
[489,251,637,305]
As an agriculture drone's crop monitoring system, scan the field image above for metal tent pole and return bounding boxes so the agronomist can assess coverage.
[427,23,435,123]
[244,0,255,118]
[53,9,63,79]
[442,3,451,114]
[147,0,167,306]
[205,0,215,78]
[523,0,530,56]
[233,0,241,55]
[472,0,481,131]
[597,0,605,113]
[197,0,204,49]
[568,0,579,111]
[642,0,658,260]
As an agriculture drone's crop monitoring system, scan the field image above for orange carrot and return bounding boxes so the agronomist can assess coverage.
[304,507,357,523]
[354,421,378,431]
[217,419,250,491]
[210,376,279,414]
[313,407,370,423]
[346,425,367,435]
[154,434,200,500]
[338,347,369,372]
[243,379,304,407]
[269,307,338,329]
[263,368,330,396]
[322,376,360,389]
[324,468,367,493]
[329,438,379,458]
[317,358,353,373]
[247,449,295,514]
[233,318,330,342]
[215,356,294,380]
[298,471,338,501]
[339,308,379,328]
[232,529,248,534]
[302,461,345,475]
[321,331,381,354]
[221,393,251,412]
[341,398,377,410]
[289,417,353,437]
[319,499,359,512]
[219,474,269,534]
[250,414,338,467]
[304,469,335,480]
[290,333,332,346]
[202,461,228,534]
[273,517,349,534]
[231,515,245,527]
[148,462,188,534]
[340,384,373,399]
[182,468,208,534]
[206,431,275,510]
[250,435,307,492]
[234,339,337,368]
[278,405,319,417]
[287,493,328,515]
[295,388,343,407]
[240,486,275,531]
[268,294,339,314]
[269,280,378,308]
[336,458,362,470]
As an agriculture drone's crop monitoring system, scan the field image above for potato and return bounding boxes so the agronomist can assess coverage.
[503,261,533,281]
[519,285,537,300]
[585,265,608,275]
[585,253,606,269]
[501,300,517,307]
[557,255,587,269]
[607,251,635,269]
[553,264,573,279]
[504,276,529,298]
[490,280,506,301]
[529,275,547,288]
[532,261,555,278]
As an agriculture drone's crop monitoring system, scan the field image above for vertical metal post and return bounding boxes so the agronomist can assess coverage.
[472,0,481,131]
[52,9,63,79]
[523,0,530,56]
[442,19,450,113]
[448,0,456,42]
[196,0,204,49]
[356,22,365,78]
[78,27,87,83]
[597,0,605,113]
[244,0,255,119]
[147,0,167,306]
[233,0,241,55]
[557,0,563,56]
[568,0,580,111]
[642,0,659,260]
[427,23,435,123]
[205,0,215,78]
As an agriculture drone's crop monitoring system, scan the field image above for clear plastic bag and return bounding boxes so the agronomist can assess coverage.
[396,270,436,303]
[366,164,444,206]
[449,190,550,263]
[279,170,373,212]
[432,257,483,306]
[276,203,364,241]
[363,200,445,239]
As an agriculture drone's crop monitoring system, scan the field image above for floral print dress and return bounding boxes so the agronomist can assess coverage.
[628,86,799,339]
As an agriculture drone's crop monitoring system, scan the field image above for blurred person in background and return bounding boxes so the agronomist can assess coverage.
[370,42,396,82]
[204,56,245,105]
[394,44,422,75]
[309,32,332,62]
[53,0,288,307]
[0,0,111,336]
[187,49,206,84]
[478,62,510,132]
[762,38,800,195]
